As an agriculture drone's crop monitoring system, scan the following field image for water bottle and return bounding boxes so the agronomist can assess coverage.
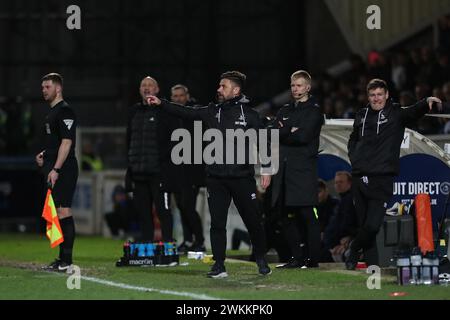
[137,243,146,257]
[165,242,174,264]
[422,255,433,285]
[145,243,155,257]
[168,242,175,256]
[396,255,411,286]
[409,248,422,285]
[162,242,169,256]
[431,254,440,285]
[172,240,178,255]
[129,243,137,258]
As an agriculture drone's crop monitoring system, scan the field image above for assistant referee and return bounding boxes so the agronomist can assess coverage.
[36,73,78,273]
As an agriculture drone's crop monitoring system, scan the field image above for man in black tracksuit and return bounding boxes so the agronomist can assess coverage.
[147,71,272,277]
[271,70,324,269]
[346,78,442,269]
[126,76,179,242]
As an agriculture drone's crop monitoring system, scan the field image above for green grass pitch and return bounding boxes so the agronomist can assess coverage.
[0,233,448,300]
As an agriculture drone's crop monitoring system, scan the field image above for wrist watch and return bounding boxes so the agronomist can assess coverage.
[53,168,61,173]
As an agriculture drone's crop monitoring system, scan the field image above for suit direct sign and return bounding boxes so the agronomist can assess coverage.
[391,154,450,228]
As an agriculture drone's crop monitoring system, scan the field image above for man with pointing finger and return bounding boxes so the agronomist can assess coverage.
[146,71,272,278]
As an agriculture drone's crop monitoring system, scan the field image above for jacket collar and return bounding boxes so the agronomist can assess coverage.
[219,95,250,108]
[368,99,394,113]
[138,101,158,109]
[292,95,317,108]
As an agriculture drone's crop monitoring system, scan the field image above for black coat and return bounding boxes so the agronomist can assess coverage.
[271,97,324,207]
[126,102,181,191]
[348,99,428,176]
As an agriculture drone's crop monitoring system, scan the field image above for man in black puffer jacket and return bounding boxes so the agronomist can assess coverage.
[345,78,442,269]
[126,76,179,242]
[147,71,272,278]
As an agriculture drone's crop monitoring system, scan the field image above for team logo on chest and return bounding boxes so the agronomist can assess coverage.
[235,114,247,126]
[378,111,388,125]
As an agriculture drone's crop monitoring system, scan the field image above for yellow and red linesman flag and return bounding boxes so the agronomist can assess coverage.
[41,189,64,248]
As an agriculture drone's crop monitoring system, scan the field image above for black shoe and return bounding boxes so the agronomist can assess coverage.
[207,262,228,278]
[57,261,74,274]
[275,258,303,269]
[301,258,319,269]
[256,258,272,276]
[345,249,359,270]
[42,259,62,271]
[177,241,192,254]
[189,242,206,252]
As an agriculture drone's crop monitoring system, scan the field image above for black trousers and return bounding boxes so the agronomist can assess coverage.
[174,185,204,245]
[276,165,321,264]
[282,206,321,264]
[351,175,393,265]
[133,178,173,242]
[206,177,266,263]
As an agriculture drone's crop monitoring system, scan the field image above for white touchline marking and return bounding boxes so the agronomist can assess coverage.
[1,261,224,300]
[79,275,222,300]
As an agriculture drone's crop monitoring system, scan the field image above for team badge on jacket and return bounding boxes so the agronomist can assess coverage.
[235,114,247,126]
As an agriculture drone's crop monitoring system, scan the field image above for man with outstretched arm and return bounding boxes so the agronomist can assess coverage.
[147,71,272,278]
[346,78,442,270]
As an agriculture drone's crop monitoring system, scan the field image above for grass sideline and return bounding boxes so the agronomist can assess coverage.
[0,233,448,300]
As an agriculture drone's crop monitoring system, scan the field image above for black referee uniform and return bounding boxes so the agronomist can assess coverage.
[42,100,78,265]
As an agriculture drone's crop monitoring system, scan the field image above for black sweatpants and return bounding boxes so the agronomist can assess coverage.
[351,175,393,266]
[174,185,204,245]
[206,177,266,263]
[133,178,173,242]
